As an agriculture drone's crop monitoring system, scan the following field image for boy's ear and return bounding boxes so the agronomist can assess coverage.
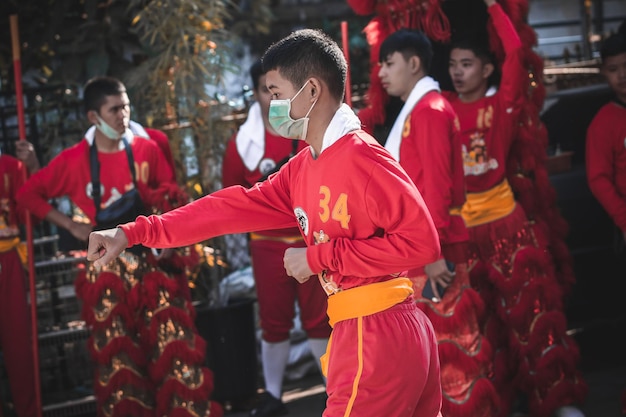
[482,62,495,80]
[409,55,422,74]
[308,77,322,100]
[87,110,99,125]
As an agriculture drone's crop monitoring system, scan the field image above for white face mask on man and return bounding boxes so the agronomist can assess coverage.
[268,80,317,140]
[94,114,123,141]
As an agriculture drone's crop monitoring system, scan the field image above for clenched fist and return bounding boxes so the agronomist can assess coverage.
[283,247,314,283]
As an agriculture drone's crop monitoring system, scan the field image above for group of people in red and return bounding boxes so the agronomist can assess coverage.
[2,0,625,417]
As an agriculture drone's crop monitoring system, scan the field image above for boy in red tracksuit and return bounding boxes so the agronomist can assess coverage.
[585,32,626,416]
[222,60,331,417]
[377,28,498,417]
[88,29,443,417]
[17,77,221,417]
[586,32,626,247]
[445,0,586,416]
[0,142,39,417]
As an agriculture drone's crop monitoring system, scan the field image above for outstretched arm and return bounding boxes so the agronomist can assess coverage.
[487,0,525,108]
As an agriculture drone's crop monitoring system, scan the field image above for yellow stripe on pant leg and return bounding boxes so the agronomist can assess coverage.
[344,316,364,417]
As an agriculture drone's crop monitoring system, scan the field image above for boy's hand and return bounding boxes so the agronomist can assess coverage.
[424,258,455,289]
[283,247,313,283]
[87,228,129,268]
[15,140,40,174]
[484,0,497,6]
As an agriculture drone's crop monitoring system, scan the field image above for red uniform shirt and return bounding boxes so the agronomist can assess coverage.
[399,90,468,247]
[17,136,174,224]
[444,3,524,193]
[123,130,440,291]
[222,129,306,237]
[0,155,26,237]
[586,101,626,231]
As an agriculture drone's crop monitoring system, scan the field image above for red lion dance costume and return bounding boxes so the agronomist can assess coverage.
[74,200,224,417]
[348,0,586,416]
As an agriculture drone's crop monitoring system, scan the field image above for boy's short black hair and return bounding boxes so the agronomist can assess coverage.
[83,77,126,113]
[450,38,495,66]
[600,32,626,63]
[249,59,265,91]
[379,29,434,74]
[261,29,346,102]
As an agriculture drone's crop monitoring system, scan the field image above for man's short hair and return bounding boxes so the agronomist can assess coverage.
[83,77,126,113]
[261,29,346,102]
[600,32,626,63]
[450,38,495,66]
[379,29,434,74]
[249,59,265,91]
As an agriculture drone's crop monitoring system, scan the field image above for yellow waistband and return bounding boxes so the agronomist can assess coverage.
[326,277,414,327]
[450,179,516,227]
[249,232,303,244]
[0,237,27,267]
[0,236,20,253]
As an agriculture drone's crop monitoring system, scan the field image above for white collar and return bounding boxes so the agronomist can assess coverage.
[385,76,440,162]
[316,103,362,156]
[235,102,266,170]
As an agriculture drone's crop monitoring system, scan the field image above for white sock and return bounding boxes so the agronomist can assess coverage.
[261,339,290,400]
[308,337,329,383]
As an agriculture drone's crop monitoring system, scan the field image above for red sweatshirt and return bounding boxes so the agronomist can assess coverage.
[444,3,525,193]
[222,129,306,238]
[399,90,468,252]
[0,155,26,238]
[123,130,440,291]
[17,136,175,224]
[586,101,626,231]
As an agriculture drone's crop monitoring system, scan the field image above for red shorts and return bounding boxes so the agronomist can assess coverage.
[324,299,442,417]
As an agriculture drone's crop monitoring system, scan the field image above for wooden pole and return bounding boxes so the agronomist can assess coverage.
[10,14,43,417]
[341,21,353,107]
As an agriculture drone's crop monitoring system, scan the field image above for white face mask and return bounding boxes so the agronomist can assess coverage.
[268,81,317,140]
[95,114,123,141]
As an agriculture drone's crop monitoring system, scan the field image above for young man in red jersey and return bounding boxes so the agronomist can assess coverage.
[445,1,586,416]
[585,33,626,415]
[586,32,626,247]
[222,60,331,417]
[87,29,444,417]
[17,77,222,417]
[377,28,498,417]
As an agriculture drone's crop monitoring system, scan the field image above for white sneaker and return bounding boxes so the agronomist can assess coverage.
[555,406,585,417]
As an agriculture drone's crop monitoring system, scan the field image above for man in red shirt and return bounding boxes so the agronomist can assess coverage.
[445,1,586,416]
[586,32,626,246]
[17,77,221,417]
[87,29,443,417]
[222,60,331,417]
[376,28,497,417]
[586,33,626,415]
[0,142,39,417]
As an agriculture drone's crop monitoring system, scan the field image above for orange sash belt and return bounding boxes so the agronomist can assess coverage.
[326,277,414,327]
[451,179,516,227]
[320,278,414,377]
[0,237,27,267]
